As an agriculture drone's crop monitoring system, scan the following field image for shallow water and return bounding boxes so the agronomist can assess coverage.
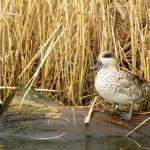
[0,137,149,150]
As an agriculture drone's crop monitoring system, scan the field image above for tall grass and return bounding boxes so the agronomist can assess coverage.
[0,0,150,108]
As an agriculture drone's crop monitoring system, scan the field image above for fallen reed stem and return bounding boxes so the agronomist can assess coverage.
[84,96,97,124]
[125,116,150,137]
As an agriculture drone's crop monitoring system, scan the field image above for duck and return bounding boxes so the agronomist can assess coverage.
[90,51,150,120]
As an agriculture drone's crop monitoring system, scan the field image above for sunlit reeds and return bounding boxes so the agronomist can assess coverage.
[0,0,149,109]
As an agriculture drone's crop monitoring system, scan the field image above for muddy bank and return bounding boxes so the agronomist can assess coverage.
[0,87,150,140]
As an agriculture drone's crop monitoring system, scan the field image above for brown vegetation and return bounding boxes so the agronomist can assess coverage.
[0,0,150,109]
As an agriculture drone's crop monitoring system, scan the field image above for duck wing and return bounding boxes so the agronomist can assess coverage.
[118,71,144,88]
[117,70,144,101]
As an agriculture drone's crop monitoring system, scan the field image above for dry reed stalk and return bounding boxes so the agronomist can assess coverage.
[126,116,150,137]
[84,96,97,124]
[33,132,66,140]
[0,0,149,110]
[113,0,127,20]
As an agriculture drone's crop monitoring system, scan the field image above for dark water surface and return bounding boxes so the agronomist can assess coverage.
[0,136,149,150]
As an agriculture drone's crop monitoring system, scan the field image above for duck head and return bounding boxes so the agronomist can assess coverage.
[90,51,118,70]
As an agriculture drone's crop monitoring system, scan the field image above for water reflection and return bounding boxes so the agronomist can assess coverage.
[0,136,149,150]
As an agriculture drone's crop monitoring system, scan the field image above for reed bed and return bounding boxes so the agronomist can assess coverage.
[0,0,150,110]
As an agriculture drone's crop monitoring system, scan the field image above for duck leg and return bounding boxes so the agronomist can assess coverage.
[120,102,133,120]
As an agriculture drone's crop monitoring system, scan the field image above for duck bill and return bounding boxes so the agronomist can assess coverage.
[90,60,103,70]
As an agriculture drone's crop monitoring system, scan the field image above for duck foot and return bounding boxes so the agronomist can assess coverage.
[120,113,132,121]
[111,108,120,115]
[110,103,120,115]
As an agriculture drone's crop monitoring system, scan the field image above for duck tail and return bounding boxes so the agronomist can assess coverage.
[142,82,150,98]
